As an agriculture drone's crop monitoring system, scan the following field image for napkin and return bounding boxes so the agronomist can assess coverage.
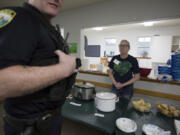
[159,131,171,135]
[70,102,82,106]
[175,119,180,135]
[148,131,171,135]
[94,113,104,117]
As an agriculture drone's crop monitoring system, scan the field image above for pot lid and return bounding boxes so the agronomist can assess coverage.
[96,92,116,100]
[75,82,95,88]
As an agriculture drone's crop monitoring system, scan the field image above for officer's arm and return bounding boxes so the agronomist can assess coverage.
[0,50,76,99]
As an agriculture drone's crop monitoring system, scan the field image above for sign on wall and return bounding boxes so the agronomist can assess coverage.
[68,42,78,53]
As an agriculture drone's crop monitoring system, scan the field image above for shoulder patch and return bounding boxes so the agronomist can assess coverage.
[0,9,16,29]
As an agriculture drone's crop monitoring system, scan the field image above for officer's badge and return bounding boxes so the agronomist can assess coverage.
[0,9,16,29]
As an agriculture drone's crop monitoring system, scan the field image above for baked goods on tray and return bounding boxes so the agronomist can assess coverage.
[131,99,151,112]
[157,104,180,117]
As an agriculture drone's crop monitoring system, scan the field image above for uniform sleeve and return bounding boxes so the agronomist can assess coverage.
[0,9,37,69]
[132,58,140,74]
[108,57,115,69]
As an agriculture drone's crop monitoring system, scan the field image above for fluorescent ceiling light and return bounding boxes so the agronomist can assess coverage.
[143,22,154,27]
[92,27,104,31]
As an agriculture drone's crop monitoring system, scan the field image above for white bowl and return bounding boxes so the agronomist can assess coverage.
[95,92,116,112]
[96,92,116,100]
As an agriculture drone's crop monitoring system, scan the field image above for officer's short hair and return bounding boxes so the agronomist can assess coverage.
[119,40,130,48]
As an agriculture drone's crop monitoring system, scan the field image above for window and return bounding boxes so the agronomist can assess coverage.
[137,37,151,57]
[104,38,117,57]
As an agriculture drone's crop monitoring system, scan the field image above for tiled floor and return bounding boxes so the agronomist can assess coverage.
[0,93,179,135]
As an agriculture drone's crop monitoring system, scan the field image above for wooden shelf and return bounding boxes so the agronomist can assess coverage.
[76,79,180,100]
[79,70,180,86]
[104,56,152,59]
[79,70,108,77]
[136,57,152,59]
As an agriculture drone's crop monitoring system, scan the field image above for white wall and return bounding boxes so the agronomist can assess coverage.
[52,0,180,95]
[82,25,180,70]
[83,25,180,58]
[53,0,180,58]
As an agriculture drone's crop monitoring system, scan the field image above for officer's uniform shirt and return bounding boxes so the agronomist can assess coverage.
[0,3,62,118]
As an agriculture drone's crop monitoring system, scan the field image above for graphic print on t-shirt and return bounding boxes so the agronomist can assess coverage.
[114,61,132,76]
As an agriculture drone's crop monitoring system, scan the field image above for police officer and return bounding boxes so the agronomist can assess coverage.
[0,0,77,135]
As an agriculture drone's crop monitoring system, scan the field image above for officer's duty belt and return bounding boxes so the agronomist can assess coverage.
[4,107,61,129]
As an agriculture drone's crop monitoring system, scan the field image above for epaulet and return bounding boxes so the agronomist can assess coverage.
[0,8,16,29]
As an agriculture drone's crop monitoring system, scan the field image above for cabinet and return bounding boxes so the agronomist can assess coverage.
[172,36,180,52]
[151,36,172,63]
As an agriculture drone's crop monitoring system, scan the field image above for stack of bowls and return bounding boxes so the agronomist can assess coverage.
[158,66,171,75]
[171,53,180,81]
[157,65,172,82]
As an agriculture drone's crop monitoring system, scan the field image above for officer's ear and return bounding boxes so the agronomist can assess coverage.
[28,0,34,4]
[27,0,33,3]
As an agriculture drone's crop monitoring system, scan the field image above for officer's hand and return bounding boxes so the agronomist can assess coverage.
[55,50,77,77]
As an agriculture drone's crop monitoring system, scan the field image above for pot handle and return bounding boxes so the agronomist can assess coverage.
[77,92,82,100]
[83,81,86,84]
[92,88,96,99]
